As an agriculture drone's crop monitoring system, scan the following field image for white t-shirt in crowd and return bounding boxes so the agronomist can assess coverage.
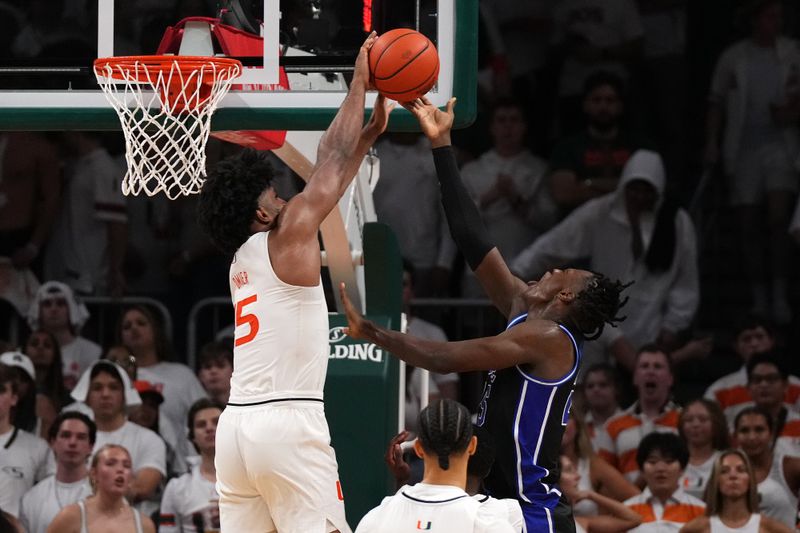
[0,426,53,515]
[60,336,102,390]
[680,452,720,500]
[159,464,219,533]
[20,475,93,533]
[0,468,20,518]
[137,362,208,430]
[355,483,516,533]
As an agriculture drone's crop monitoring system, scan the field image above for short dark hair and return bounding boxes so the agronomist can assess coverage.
[48,411,97,445]
[418,399,473,470]
[569,273,630,340]
[582,70,626,101]
[635,343,674,374]
[467,425,495,480]
[89,361,124,386]
[198,341,233,370]
[733,313,775,339]
[636,432,689,470]
[734,405,774,434]
[746,351,789,382]
[197,148,276,255]
[187,398,225,449]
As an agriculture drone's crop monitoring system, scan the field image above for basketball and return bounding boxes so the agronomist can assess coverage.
[369,29,440,102]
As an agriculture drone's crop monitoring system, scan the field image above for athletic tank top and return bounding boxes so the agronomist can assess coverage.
[757,454,798,528]
[709,514,760,533]
[77,500,143,533]
[228,231,329,404]
[477,313,582,508]
[572,457,598,517]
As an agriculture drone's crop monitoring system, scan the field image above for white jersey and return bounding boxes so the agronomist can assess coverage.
[20,475,93,533]
[228,231,329,404]
[355,483,516,533]
[709,514,760,533]
[159,464,219,533]
[472,494,525,532]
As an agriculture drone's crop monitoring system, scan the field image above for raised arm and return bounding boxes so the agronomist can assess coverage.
[403,97,526,317]
[284,33,392,233]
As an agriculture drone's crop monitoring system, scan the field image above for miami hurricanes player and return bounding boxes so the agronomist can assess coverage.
[196,33,392,533]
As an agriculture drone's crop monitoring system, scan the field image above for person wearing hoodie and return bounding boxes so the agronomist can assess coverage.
[511,149,699,372]
[458,99,558,298]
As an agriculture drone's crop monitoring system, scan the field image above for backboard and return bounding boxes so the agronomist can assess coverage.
[0,0,477,131]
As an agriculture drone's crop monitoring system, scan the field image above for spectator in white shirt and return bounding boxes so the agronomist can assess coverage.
[117,305,207,445]
[20,411,95,533]
[196,342,232,406]
[677,399,730,500]
[74,360,166,518]
[26,281,101,391]
[159,398,224,532]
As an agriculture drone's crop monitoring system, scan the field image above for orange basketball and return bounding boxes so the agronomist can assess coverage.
[369,29,439,102]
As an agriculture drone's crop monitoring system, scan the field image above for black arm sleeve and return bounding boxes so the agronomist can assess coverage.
[432,146,494,270]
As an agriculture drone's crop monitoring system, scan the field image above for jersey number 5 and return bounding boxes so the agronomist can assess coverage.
[235,294,260,346]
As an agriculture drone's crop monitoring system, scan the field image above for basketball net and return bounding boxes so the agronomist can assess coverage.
[94,56,241,199]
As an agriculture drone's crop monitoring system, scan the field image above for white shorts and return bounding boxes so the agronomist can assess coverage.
[729,142,798,205]
[215,401,352,533]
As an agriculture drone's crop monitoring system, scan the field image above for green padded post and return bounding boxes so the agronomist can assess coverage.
[325,222,403,527]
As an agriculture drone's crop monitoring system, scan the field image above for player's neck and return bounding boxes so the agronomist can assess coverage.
[421,458,468,490]
[57,463,88,484]
[95,413,126,432]
[464,475,481,496]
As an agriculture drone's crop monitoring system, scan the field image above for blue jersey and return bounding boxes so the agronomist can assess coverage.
[477,313,581,532]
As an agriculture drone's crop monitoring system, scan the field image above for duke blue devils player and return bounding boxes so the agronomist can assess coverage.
[196,33,393,533]
[340,98,629,533]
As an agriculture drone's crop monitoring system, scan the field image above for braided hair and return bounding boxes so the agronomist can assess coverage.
[197,148,275,256]
[568,273,632,341]
[418,399,473,470]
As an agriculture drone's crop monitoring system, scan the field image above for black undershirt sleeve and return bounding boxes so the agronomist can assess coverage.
[432,145,494,271]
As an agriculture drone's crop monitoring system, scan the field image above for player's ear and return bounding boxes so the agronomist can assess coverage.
[254,206,271,225]
[558,289,576,304]
[413,439,425,459]
[467,435,477,456]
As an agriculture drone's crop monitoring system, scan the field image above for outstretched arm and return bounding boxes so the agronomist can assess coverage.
[290,33,393,231]
[340,283,570,374]
[403,97,525,317]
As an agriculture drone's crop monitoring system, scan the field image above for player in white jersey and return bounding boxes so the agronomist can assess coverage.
[196,32,392,533]
[681,449,792,533]
[356,400,516,533]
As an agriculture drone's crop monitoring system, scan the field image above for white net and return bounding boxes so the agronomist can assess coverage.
[94,56,242,199]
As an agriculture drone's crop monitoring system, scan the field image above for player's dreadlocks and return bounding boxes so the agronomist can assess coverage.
[197,148,275,255]
[418,399,473,471]
[569,273,632,341]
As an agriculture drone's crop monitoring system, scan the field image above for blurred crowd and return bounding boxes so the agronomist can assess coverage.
[3,0,800,531]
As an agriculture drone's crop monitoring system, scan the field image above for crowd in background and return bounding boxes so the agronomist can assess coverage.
[2,0,800,531]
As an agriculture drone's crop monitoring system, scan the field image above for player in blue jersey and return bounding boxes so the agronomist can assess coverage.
[340,98,629,533]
